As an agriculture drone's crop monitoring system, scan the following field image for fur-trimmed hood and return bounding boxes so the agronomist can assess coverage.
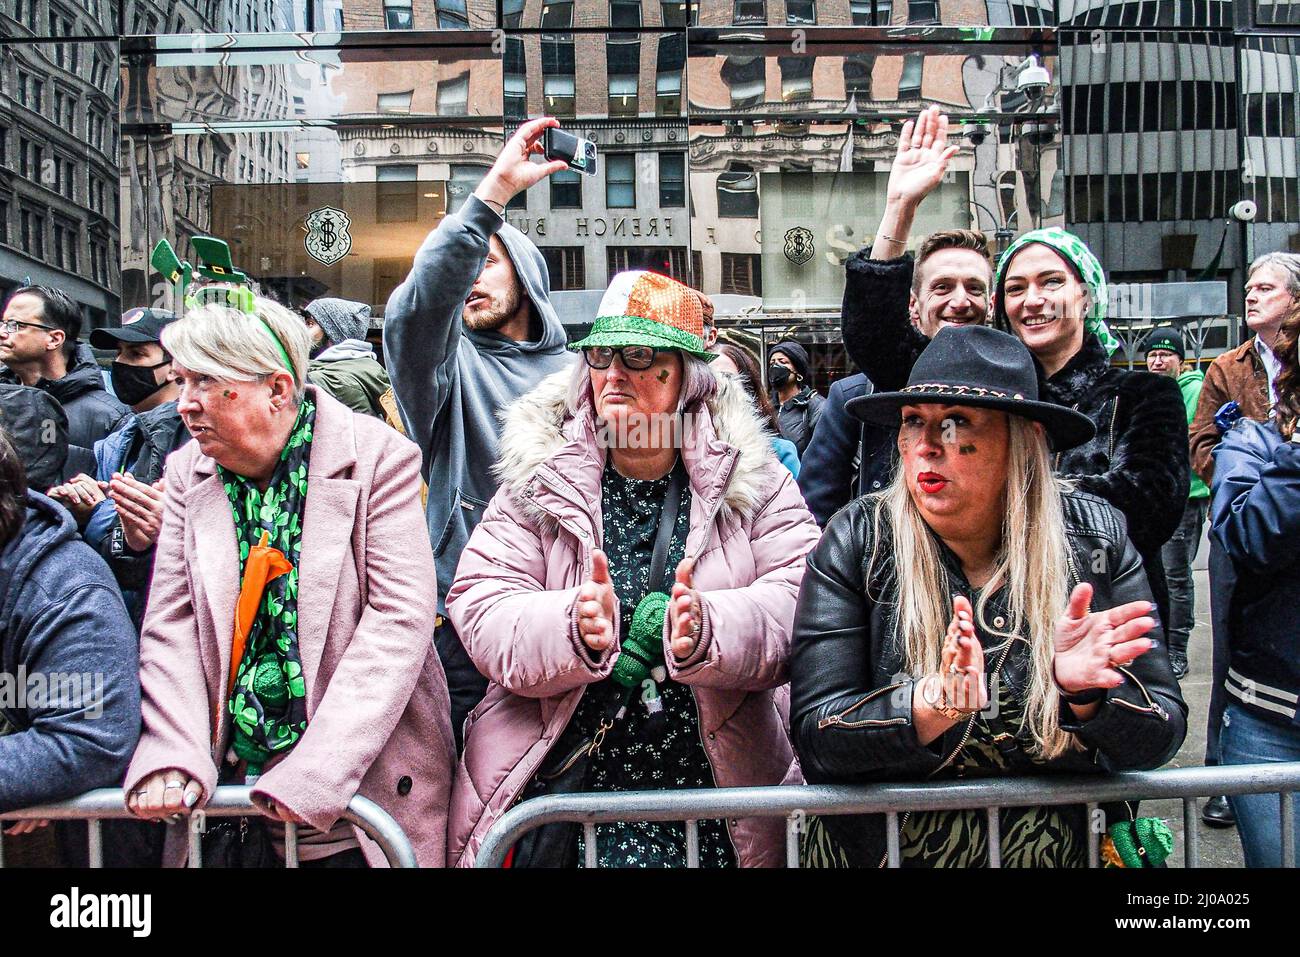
[494,368,784,520]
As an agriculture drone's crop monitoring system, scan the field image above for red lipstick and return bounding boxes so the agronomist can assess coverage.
[918,471,948,493]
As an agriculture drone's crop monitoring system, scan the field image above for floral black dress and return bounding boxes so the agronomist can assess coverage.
[570,459,735,868]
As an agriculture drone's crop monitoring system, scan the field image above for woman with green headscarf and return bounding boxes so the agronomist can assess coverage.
[993,227,1189,627]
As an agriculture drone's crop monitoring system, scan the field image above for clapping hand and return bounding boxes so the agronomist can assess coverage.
[939,594,988,714]
[47,473,105,524]
[1052,583,1156,695]
[576,548,617,653]
[668,558,702,660]
[108,472,166,552]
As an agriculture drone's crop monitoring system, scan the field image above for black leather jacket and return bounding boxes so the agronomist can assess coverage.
[790,489,1187,847]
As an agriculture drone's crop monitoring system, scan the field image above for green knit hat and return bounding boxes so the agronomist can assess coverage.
[993,227,1122,357]
[570,270,715,361]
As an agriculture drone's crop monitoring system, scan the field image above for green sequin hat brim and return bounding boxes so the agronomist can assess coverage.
[569,315,716,361]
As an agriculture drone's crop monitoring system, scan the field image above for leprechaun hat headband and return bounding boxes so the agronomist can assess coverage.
[569,270,716,361]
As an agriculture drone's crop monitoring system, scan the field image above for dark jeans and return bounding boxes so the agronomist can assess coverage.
[1159,497,1207,660]
[435,616,488,755]
[1221,704,1300,867]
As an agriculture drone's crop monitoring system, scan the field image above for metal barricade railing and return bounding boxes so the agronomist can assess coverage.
[0,786,418,868]
[475,762,1300,868]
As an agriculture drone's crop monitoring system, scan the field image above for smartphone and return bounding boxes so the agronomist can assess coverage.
[543,128,598,176]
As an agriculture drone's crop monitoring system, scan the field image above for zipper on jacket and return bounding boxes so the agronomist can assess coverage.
[1110,665,1169,721]
[818,683,907,729]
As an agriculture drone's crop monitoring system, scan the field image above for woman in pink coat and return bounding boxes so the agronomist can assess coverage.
[124,295,453,867]
[446,271,820,867]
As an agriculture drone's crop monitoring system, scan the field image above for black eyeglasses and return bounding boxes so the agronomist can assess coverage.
[0,319,55,335]
[583,345,662,371]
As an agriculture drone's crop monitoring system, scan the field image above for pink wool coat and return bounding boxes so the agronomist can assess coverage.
[446,371,821,867]
[124,387,454,867]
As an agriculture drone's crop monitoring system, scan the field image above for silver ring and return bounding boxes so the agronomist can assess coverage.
[164,783,184,790]
[134,789,148,796]
[949,664,961,675]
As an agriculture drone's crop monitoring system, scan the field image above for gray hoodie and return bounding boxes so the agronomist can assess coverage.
[385,195,574,613]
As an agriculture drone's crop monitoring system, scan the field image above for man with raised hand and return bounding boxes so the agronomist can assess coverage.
[385,117,575,751]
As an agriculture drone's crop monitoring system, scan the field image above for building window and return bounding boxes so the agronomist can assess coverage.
[541,0,573,27]
[550,169,583,208]
[843,53,874,104]
[20,208,45,259]
[449,165,487,208]
[609,75,639,116]
[544,74,576,117]
[53,220,78,271]
[717,163,758,217]
[722,56,766,109]
[607,33,641,117]
[543,32,576,117]
[378,90,414,114]
[779,57,813,103]
[611,0,641,26]
[733,0,765,23]
[540,247,586,290]
[504,38,527,118]
[720,253,761,295]
[850,0,872,23]
[383,0,413,28]
[907,0,937,21]
[659,152,686,207]
[0,196,8,247]
[661,0,690,26]
[503,0,523,26]
[787,0,816,23]
[436,0,469,27]
[377,165,418,223]
[898,53,922,99]
[606,154,637,208]
[437,73,470,115]
[656,34,685,116]
[607,246,689,283]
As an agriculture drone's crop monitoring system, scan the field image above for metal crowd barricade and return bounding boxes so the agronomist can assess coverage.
[475,762,1300,868]
[0,785,418,868]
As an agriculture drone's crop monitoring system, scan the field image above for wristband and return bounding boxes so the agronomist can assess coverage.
[877,232,905,247]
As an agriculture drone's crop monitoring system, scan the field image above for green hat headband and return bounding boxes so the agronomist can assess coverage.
[570,315,714,360]
[994,227,1121,357]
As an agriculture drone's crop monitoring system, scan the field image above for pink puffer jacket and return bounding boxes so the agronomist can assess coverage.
[446,370,820,867]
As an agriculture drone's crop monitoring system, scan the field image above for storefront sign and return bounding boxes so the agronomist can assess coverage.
[509,217,676,240]
[304,206,353,266]
[783,227,815,265]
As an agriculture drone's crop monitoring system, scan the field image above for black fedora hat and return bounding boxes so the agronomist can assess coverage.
[846,325,1096,451]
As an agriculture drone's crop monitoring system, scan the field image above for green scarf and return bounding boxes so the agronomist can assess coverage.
[993,227,1121,357]
[219,397,315,773]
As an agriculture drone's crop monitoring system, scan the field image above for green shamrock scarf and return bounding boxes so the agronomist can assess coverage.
[219,396,316,774]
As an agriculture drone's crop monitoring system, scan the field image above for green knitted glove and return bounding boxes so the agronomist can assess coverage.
[611,592,669,690]
[1107,818,1174,868]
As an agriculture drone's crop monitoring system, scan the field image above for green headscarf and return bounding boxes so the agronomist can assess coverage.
[993,227,1121,357]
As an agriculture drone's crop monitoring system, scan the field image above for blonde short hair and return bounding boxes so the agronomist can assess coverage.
[162,296,311,402]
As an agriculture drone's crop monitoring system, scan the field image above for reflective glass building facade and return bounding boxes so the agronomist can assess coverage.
[1,0,1296,380]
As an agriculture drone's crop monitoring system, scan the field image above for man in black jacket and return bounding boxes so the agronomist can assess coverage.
[0,286,129,480]
[797,372,894,526]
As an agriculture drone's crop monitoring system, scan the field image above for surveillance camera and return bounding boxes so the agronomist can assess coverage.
[1017,62,1051,98]
[1229,199,1258,222]
[1023,119,1057,146]
[965,122,993,146]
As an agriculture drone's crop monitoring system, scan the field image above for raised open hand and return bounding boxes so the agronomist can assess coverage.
[1052,582,1157,695]
[886,105,959,208]
[938,593,988,713]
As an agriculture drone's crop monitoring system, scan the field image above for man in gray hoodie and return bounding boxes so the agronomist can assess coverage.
[385,117,574,749]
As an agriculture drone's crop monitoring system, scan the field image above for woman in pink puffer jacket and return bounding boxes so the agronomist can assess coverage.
[446,271,820,867]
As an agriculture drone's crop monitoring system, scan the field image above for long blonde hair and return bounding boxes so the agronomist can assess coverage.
[868,415,1077,759]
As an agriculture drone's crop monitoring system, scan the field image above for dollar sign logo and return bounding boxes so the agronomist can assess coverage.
[319,215,337,251]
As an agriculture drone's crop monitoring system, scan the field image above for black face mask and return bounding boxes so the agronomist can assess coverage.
[768,364,792,389]
[111,359,169,407]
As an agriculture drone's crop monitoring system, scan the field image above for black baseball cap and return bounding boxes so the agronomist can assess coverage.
[90,308,178,348]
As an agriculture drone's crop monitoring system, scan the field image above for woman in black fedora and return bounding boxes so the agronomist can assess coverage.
[790,325,1186,867]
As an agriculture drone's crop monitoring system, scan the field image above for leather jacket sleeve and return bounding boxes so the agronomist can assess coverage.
[789,502,946,783]
[1059,506,1187,770]
[841,253,928,394]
